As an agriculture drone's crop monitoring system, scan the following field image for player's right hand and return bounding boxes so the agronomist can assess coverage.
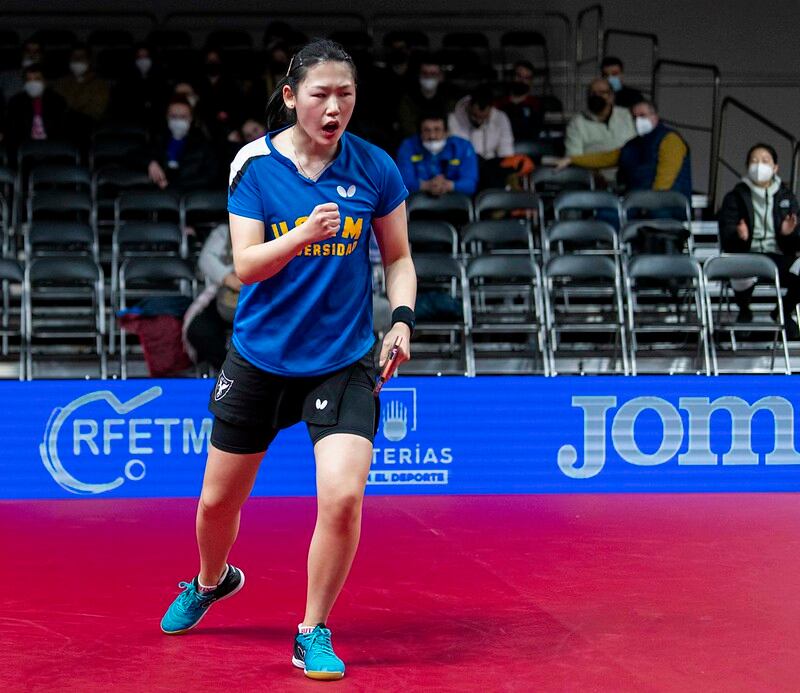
[301,203,340,244]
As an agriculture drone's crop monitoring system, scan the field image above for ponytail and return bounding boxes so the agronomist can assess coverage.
[264,38,357,130]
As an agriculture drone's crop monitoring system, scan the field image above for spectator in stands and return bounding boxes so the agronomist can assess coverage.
[242,40,290,119]
[144,96,219,193]
[396,111,478,196]
[225,117,266,164]
[495,60,546,142]
[396,55,458,139]
[110,44,167,130]
[173,81,199,110]
[448,84,515,160]
[183,223,238,370]
[55,44,110,124]
[562,77,635,183]
[558,100,691,201]
[601,56,644,110]
[194,48,243,141]
[0,39,43,101]
[719,143,800,336]
[4,64,67,159]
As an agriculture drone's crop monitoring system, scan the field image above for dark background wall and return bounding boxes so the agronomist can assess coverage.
[4,0,798,195]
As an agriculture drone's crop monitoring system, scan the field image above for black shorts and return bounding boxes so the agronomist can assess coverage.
[208,342,381,454]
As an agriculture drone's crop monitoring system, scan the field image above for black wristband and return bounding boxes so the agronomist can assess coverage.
[391,305,415,337]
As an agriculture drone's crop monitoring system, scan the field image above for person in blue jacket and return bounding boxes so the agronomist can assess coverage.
[159,39,417,682]
[396,111,479,196]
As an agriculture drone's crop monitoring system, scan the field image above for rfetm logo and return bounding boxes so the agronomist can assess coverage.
[558,395,800,479]
[40,387,212,495]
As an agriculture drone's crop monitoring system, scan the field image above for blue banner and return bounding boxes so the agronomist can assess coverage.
[2,376,800,499]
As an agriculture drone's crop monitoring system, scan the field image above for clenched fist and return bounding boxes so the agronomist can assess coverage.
[299,203,340,244]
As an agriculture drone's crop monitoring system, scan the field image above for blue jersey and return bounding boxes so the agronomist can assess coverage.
[227,128,408,376]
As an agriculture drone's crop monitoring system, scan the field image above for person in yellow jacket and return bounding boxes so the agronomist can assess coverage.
[556,100,692,200]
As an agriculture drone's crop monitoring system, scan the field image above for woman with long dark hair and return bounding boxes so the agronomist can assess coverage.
[160,39,416,681]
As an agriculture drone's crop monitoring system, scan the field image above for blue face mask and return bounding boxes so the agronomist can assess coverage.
[607,75,622,92]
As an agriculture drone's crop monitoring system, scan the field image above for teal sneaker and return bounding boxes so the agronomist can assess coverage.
[160,564,245,634]
[292,624,346,680]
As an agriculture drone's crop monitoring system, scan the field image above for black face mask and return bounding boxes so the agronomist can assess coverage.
[510,82,529,97]
[206,63,222,77]
[587,94,607,114]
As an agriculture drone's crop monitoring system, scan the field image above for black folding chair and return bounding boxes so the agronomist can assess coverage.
[0,258,26,379]
[407,192,474,227]
[118,257,196,378]
[625,254,709,375]
[466,254,547,375]
[408,220,458,257]
[26,256,106,379]
[703,254,791,375]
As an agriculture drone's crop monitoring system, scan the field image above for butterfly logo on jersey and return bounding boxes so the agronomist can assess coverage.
[336,184,357,199]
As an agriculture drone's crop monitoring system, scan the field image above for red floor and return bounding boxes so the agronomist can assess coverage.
[2,494,799,692]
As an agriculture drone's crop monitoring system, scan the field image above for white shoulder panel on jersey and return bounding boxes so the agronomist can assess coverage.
[228,137,271,185]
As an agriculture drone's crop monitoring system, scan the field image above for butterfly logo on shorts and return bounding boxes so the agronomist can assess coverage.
[214,371,234,401]
[336,184,356,199]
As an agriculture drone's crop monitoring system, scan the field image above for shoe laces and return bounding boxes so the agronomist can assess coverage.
[307,627,336,659]
[175,580,211,611]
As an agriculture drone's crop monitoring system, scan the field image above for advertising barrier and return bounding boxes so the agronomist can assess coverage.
[2,376,800,499]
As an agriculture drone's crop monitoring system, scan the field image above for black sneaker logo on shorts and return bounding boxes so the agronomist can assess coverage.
[215,371,234,401]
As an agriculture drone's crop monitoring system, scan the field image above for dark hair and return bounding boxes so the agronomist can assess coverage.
[264,39,356,130]
[634,98,658,113]
[167,95,193,110]
[601,55,623,70]
[418,110,447,130]
[513,59,535,73]
[746,142,778,165]
[23,63,44,78]
[469,84,495,110]
[71,42,91,57]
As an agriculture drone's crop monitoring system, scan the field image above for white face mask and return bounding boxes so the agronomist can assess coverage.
[24,80,44,98]
[422,139,447,155]
[168,117,191,139]
[607,75,622,92]
[70,61,89,78]
[135,57,152,75]
[635,116,655,137]
[748,162,774,185]
[419,77,439,93]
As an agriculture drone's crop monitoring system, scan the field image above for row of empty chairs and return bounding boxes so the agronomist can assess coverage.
[0,248,792,379]
[0,254,196,380]
[410,250,793,378]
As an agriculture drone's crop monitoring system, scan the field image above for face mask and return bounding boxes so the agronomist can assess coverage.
[419,77,439,93]
[168,117,191,139]
[135,57,152,75]
[607,75,622,92]
[635,116,655,137]
[70,61,89,78]
[748,162,774,185]
[587,94,606,115]
[510,82,529,97]
[422,139,447,155]
[24,80,44,98]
